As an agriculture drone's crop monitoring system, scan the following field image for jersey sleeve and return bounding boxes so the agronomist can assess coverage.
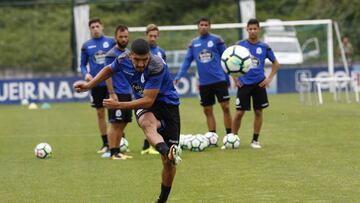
[80,43,89,76]
[145,69,165,90]
[266,45,276,63]
[175,43,194,80]
[217,36,227,54]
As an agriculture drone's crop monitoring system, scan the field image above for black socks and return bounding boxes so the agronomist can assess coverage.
[155,142,169,156]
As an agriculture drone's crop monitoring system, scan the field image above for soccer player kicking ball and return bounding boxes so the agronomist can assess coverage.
[74,39,181,203]
[232,19,280,149]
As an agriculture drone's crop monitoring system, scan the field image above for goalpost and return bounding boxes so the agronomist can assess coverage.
[129,19,358,104]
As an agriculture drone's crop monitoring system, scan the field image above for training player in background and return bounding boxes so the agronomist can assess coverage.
[80,17,115,154]
[174,16,232,137]
[141,23,167,155]
[232,18,280,149]
[103,24,133,160]
[74,39,182,203]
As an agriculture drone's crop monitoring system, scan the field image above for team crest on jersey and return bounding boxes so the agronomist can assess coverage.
[103,42,110,48]
[207,40,214,47]
[140,73,145,83]
[256,47,262,54]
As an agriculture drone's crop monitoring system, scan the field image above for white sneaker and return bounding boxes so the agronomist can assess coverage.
[101,152,111,158]
[250,141,262,149]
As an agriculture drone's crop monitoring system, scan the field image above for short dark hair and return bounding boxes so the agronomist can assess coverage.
[115,24,128,35]
[197,16,211,25]
[146,24,159,34]
[131,39,150,55]
[247,18,260,27]
[88,17,102,27]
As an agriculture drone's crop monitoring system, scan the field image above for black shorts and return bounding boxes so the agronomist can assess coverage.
[135,102,180,147]
[199,81,230,106]
[108,94,133,123]
[236,82,269,111]
[90,86,108,108]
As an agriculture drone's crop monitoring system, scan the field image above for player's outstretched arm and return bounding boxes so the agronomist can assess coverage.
[73,65,113,92]
[103,89,159,109]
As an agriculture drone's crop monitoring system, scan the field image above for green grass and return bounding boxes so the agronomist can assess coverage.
[1,93,360,202]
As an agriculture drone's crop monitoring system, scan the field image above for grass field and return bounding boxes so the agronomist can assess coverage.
[1,93,360,202]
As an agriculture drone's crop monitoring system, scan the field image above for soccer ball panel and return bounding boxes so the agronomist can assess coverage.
[119,138,129,153]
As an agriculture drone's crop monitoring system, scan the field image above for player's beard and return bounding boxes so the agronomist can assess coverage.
[117,41,128,49]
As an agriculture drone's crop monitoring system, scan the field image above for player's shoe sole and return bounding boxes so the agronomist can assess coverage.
[168,145,182,165]
[111,153,133,160]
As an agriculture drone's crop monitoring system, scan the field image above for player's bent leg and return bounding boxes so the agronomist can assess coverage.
[156,155,177,203]
[203,105,216,132]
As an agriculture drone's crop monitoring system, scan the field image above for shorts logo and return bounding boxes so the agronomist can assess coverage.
[207,40,214,47]
[256,47,262,54]
[103,42,109,48]
[236,98,240,105]
[115,110,122,117]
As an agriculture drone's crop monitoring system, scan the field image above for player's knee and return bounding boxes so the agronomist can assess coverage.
[203,107,213,116]
[138,118,155,130]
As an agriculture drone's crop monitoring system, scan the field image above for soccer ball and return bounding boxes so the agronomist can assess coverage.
[221,45,252,76]
[204,132,219,146]
[34,143,52,159]
[223,134,240,149]
[180,134,193,149]
[186,136,208,152]
[119,137,129,153]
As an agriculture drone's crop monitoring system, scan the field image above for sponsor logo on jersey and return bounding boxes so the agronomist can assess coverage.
[103,42,110,48]
[94,51,106,64]
[88,45,96,49]
[132,82,144,95]
[194,43,201,47]
[198,49,213,63]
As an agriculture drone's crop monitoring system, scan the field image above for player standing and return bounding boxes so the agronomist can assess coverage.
[174,16,232,137]
[74,39,181,203]
[232,19,280,148]
[103,24,133,160]
[80,17,115,153]
[141,23,166,155]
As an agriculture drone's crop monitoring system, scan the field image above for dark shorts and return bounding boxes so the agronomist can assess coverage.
[135,102,180,147]
[199,81,230,106]
[236,82,269,111]
[90,86,108,108]
[108,94,133,123]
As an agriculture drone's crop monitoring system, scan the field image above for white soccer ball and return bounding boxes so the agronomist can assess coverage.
[180,134,193,149]
[221,45,252,76]
[34,143,52,159]
[186,136,207,152]
[119,137,129,153]
[223,134,240,149]
[204,132,219,146]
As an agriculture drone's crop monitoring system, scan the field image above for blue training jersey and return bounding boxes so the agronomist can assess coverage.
[150,45,167,62]
[105,47,132,94]
[80,35,115,86]
[110,53,179,106]
[175,33,228,86]
[236,40,276,85]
